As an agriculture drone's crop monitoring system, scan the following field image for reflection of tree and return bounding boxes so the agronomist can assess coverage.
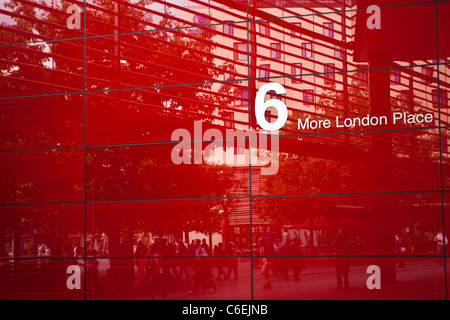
[0,0,241,256]
[254,154,366,228]
[257,77,441,229]
[0,204,84,257]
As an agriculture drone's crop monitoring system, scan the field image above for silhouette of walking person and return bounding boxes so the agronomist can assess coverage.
[225,241,238,280]
[331,230,350,289]
[259,238,273,289]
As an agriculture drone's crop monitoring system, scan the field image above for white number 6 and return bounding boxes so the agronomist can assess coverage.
[255,82,288,131]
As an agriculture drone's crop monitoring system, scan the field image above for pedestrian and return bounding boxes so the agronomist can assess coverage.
[147,252,167,299]
[43,244,51,256]
[73,242,79,258]
[331,230,350,289]
[38,243,46,256]
[291,238,305,281]
[164,240,177,282]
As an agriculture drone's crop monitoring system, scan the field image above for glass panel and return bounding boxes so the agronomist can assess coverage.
[86,144,249,201]
[252,257,446,300]
[0,39,85,98]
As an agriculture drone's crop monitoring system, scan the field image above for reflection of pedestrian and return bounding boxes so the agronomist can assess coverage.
[43,245,51,256]
[38,244,46,256]
[291,238,305,281]
[331,231,350,289]
[147,253,167,299]
[201,239,211,255]
[214,242,226,280]
[225,241,238,280]
[259,238,273,289]
[73,242,78,258]
[109,244,129,296]
[86,249,103,295]
[131,241,148,295]
[38,244,51,256]
[176,240,190,280]
[188,239,217,294]
[434,231,448,264]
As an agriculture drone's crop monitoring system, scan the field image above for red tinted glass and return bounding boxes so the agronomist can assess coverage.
[252,193,443,256]
[86,144,249,201]
[1,0,448,301]
[86,82,249,146]
[0,204,84,259]
[0,40,85,98]
[252,257,446,300]
[85,257,251,300]
[0,0,85,45]
[85,23,248,92]
[0,259,84,300]
[0,149,84,204]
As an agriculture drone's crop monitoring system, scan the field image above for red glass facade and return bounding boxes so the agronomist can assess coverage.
[1,0,449,300]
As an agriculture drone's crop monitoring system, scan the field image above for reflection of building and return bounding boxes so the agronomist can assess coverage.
[180,2,450,248]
